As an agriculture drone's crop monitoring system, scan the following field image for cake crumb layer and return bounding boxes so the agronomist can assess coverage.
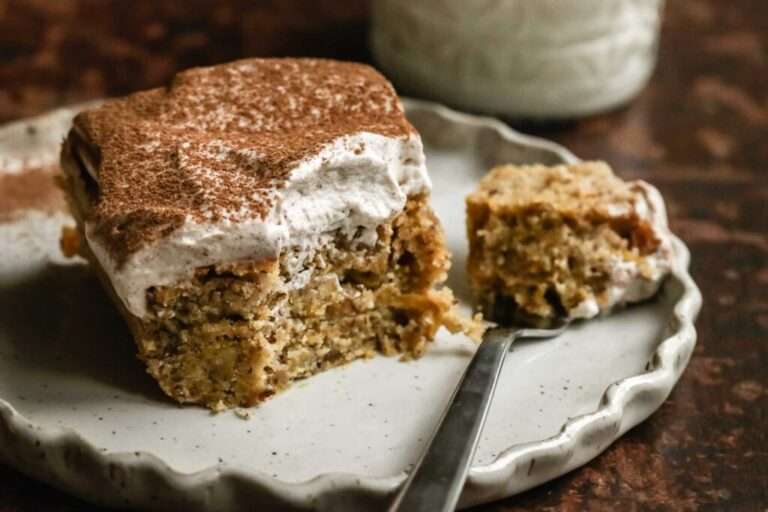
[466,161,674,321]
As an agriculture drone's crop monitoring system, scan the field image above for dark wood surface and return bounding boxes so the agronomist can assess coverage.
[1,0,766,510]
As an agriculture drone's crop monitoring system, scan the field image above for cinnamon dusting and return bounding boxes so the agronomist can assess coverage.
[68,58,416,265]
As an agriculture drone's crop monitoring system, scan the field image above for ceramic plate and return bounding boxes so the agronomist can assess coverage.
[0,99,702,511]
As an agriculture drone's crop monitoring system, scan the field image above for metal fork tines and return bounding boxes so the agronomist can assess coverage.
[389,318,569,512]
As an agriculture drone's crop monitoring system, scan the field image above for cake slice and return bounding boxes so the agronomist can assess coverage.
[60,58,467,409]
[466,161,674,322]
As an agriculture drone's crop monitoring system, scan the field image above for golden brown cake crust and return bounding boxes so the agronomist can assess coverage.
[69,58,415,264]
[470,161,644,218]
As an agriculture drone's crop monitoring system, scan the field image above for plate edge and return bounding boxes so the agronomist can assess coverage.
[0,100,703,511]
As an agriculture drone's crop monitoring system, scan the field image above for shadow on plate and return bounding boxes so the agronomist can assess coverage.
[0,262,163,401]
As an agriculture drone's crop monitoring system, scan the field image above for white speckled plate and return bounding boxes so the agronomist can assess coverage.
[0,99,701,511]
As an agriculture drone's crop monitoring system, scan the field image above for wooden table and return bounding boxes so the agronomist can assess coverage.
[1,1,766,510]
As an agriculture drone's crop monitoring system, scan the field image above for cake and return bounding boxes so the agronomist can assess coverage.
[466,161,674,322]
[59,58,471,409]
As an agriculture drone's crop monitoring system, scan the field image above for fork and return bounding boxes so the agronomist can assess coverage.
[388,318,569,512]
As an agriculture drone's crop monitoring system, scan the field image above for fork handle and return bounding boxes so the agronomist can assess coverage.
[389,329,518,512]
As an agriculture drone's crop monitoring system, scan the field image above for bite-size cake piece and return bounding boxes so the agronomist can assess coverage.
[60,58,466,409]
[466,161,674,322]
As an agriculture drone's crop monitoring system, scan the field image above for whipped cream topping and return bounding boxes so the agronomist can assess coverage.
[567,180,675,320]
[85,131,430,318]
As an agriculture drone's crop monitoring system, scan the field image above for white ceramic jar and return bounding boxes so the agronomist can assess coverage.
[371,0,665,119]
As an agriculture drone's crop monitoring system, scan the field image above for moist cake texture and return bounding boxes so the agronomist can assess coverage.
[466,161,674,322]
[60,58,471,409]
